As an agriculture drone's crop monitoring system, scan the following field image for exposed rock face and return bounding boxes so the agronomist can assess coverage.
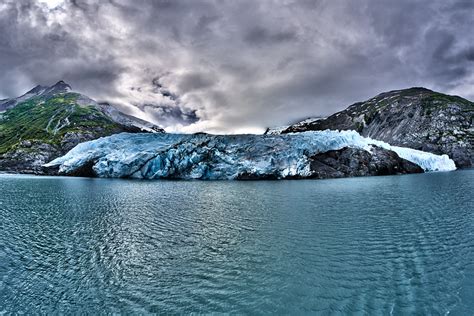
[0,130,129,175]
[0,81,164,174]
[281,88,474,168]
[308,146,423,179]
[0,141,61,175]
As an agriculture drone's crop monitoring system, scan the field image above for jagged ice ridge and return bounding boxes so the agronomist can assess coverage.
[45,130,456,179]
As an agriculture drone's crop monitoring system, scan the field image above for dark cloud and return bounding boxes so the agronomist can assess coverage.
[462,47,474,62]
[448,0,474,11]
[139,104,199,127]
[176,72,215,92]
[244,26,297,44]
[0,0,472,133]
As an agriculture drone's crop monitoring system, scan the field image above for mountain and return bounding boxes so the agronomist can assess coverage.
[276,87,473,168]
[265,117,324,135]
[0,81,163,173]
[43,130,456,179]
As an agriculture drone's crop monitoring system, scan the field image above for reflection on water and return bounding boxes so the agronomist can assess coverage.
[0,171,473,314]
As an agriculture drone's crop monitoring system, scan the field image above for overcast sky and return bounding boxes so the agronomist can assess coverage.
[0,0,473,133]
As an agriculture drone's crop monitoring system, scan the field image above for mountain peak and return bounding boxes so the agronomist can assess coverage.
[400,87,433,93]
[42,80,72,96]
[372,87,434,100]
[51,80,71,91]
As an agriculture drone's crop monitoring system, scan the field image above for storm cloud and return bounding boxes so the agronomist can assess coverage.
[0,0,472,133]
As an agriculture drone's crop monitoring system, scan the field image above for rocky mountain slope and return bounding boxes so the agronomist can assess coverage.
[277,88,473,168]
[0,81,163,173]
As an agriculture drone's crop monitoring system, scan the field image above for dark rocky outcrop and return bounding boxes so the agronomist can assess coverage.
[0,141,61,175]
[281,88,473,168]
[308,146,423,179]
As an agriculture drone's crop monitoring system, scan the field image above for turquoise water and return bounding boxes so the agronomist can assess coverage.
[0,171,473,314]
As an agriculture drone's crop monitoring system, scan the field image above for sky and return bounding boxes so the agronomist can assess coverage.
[0,0,473,133]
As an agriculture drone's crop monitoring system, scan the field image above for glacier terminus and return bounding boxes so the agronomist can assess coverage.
[44,130,456,180]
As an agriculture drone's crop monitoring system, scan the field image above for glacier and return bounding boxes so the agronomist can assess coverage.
[44,130,456,179]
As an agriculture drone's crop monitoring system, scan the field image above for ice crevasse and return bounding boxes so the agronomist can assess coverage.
[44,130,456,179]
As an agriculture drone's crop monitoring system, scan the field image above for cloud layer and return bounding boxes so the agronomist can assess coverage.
[0,0,473,133]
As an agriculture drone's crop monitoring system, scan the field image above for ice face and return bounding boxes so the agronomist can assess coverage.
[44,130,456,179]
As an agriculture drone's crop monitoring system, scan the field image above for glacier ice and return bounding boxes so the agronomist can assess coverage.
[44,130,456,179]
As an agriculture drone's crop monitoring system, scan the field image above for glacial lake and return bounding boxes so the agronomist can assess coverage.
[0,170,473,314]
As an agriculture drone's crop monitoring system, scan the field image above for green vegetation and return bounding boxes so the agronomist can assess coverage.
[420,93,474,118]
[0,93,122,154]
[364,110,377,125]
[364,88,473,116]
[421,92,474,110]
[398,87,432,97]
[354,121,364,133]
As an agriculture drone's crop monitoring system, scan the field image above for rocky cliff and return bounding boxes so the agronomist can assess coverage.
[308,146,423,179]
[278,88,473,168]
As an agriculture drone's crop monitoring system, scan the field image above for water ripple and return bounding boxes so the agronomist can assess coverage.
[0,171,473,314]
